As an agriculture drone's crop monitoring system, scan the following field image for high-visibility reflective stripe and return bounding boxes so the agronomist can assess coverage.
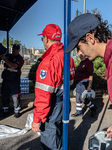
[35,82,55,92]
[90,104,94,108]
[62,120,69,123]
[70,71,75,74]
[35,82,63,93]
[76,103,82,106]
[3,107,9,110]
[76,107,82,110]
[35,79,74,93]
[70,68,75,71]
[14,105,21,110]
[86,101,91,107]
[70,79,74,85]
[70,68,75,74]
[4,67,17,72]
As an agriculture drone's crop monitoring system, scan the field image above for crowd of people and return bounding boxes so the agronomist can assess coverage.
[0,12,112,149]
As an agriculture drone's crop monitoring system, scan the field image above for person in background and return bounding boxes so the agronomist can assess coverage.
[71,49,97,117]
[64,13,112,138]
[32,24,75,150]
[0,44,24,118]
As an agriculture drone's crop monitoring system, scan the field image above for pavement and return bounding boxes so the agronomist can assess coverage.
[0,92,112,150]
[69,93,111,150]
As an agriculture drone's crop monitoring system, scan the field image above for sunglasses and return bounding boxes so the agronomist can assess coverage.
[41,36,45,42]
[41,37,43,42]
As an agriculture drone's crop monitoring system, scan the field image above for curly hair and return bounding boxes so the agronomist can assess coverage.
[80,14,112,43]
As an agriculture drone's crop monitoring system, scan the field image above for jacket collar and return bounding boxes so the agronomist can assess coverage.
[104,39,112,66]
[40,42,63,60]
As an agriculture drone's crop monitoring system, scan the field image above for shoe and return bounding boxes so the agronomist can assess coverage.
[14,112,20,118]
[91,105,98,117]
[71,113,82,117]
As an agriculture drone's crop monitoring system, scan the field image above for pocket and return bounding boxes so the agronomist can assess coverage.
[41,132,57,149]
[41,122,62,150]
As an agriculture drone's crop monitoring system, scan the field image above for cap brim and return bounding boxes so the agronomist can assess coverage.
[65,39,78,53]
[37,33,43,36]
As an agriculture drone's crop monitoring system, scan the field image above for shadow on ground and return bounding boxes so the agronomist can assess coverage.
[0,106,34,121]
[68,94,107,150]
[17,135,43,150]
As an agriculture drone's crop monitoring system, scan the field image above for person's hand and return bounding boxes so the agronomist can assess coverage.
[87,86,91,92]
[32,121,41,132]
[106,125,112,138]
[0,55,6,61]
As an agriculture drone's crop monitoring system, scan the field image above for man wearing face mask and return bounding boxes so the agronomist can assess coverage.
[71,49,97,117]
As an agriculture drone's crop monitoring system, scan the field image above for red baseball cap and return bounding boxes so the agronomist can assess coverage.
[37,24,62,41]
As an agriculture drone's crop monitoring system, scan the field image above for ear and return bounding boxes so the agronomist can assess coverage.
[86,33,95,45]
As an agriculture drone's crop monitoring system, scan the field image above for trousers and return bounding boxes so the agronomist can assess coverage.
[76,80,94,114]
[1,76,21,113]
[40,95,63,150]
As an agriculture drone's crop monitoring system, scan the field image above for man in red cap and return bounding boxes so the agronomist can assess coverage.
[32,24,76,150]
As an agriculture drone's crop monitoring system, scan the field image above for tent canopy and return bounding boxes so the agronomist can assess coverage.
[0,0,37,31]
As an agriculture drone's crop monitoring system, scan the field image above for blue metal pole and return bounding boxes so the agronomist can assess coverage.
[63,0,71,150]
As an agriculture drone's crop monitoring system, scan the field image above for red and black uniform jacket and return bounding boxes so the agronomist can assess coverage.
[33,42,75,123]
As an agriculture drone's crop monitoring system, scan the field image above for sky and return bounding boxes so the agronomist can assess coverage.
[0,0,112,49]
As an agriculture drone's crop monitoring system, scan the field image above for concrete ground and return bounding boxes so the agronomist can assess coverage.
[69,93,111,150]
[0,92,112,150]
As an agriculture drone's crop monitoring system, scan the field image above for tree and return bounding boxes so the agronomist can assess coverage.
[2,36,21,47]
[75,9,79,17]
[91,8,100,15]
[2,38,7,47]
[13,40,21,45]
[75,8,100,17]
[86,9,90,13]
